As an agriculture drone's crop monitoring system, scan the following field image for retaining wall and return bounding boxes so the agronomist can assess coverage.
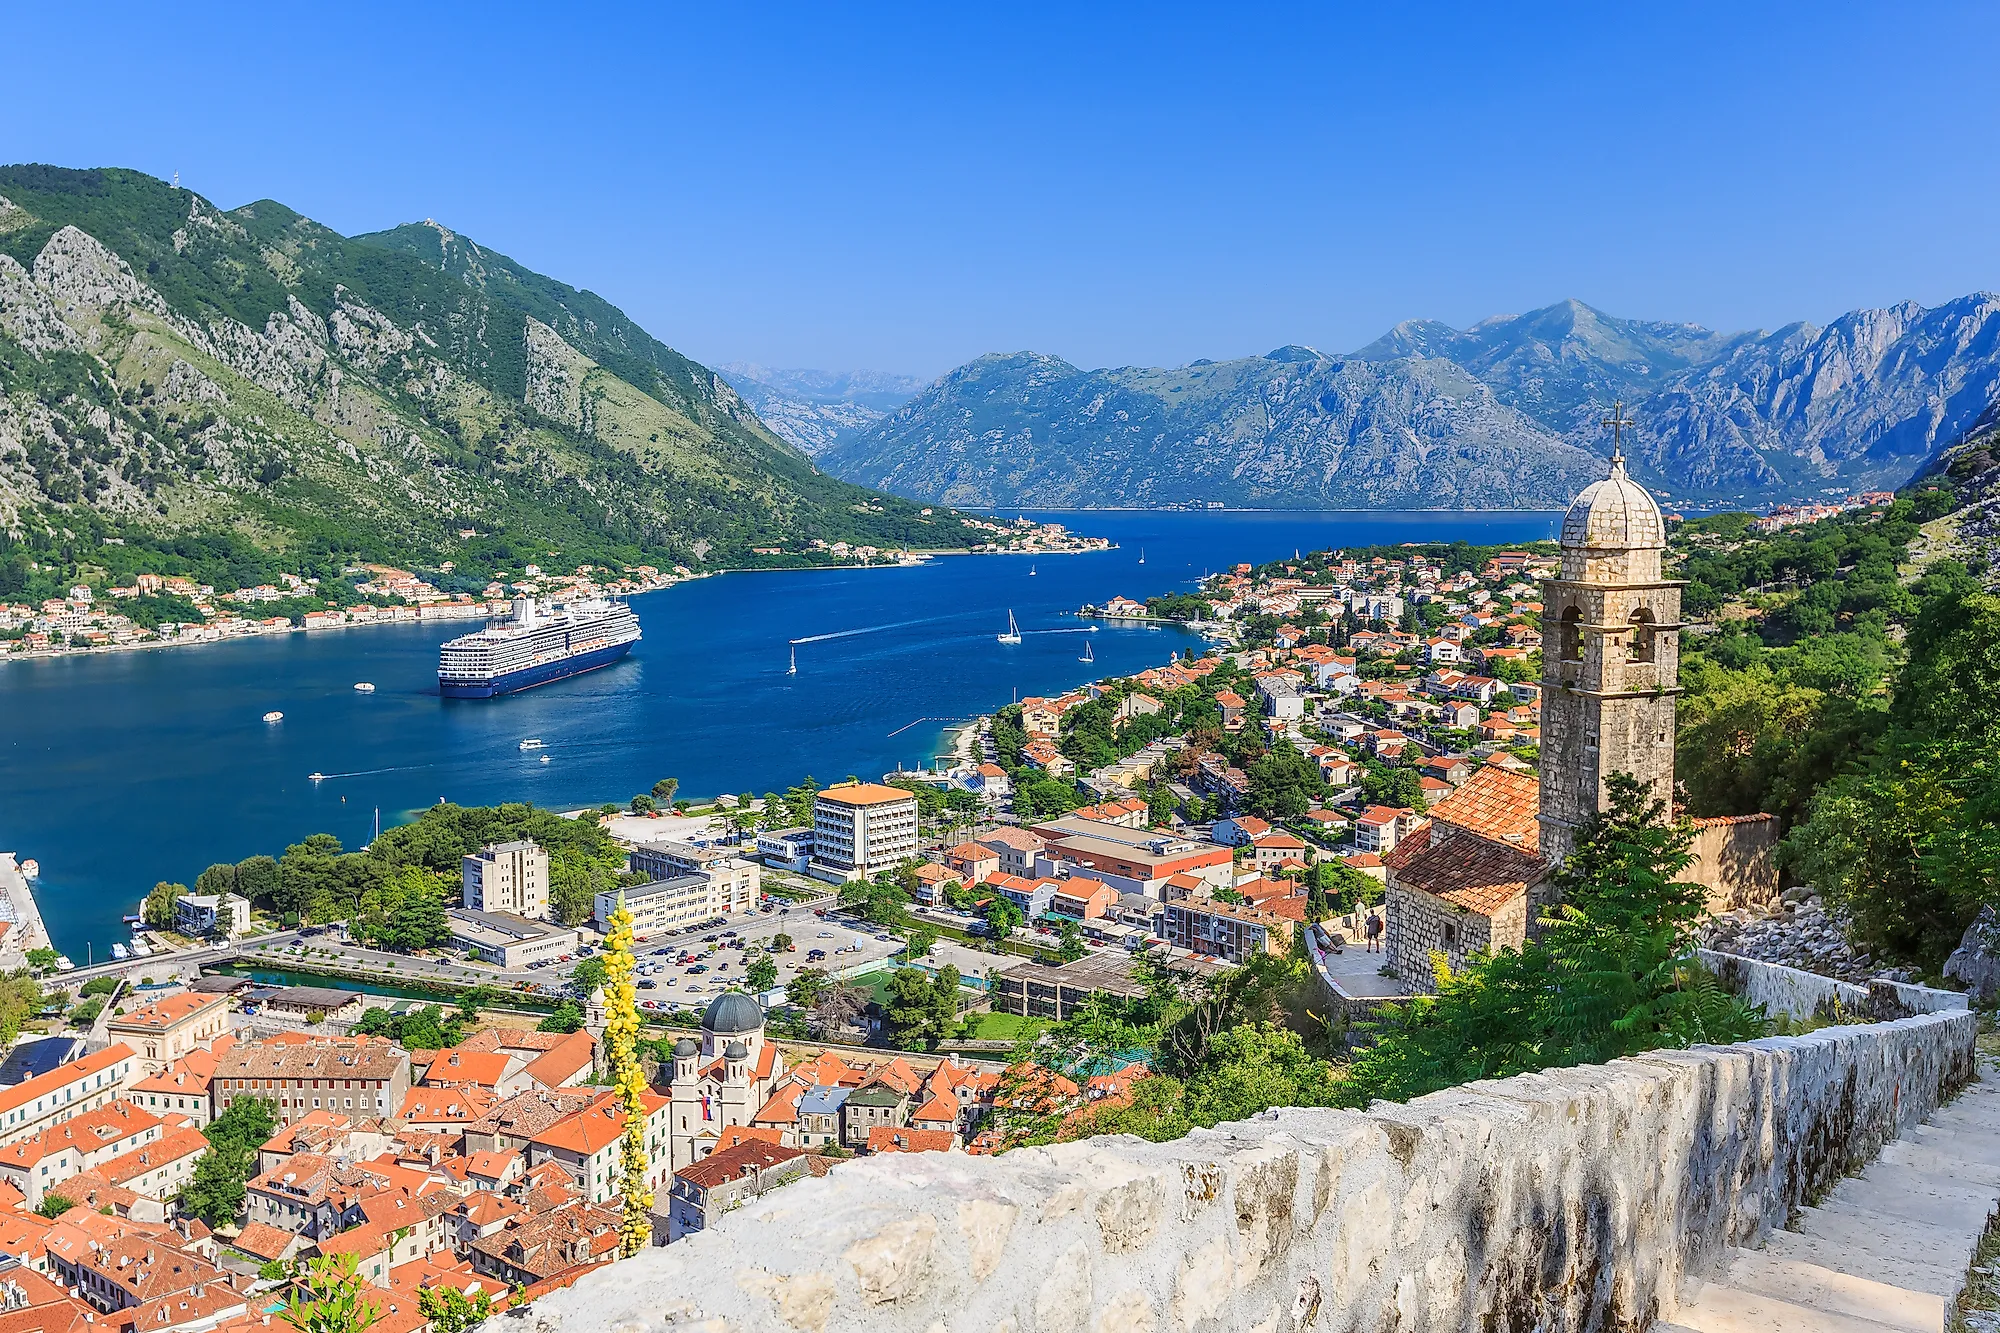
[523,1009,1977,1333]
[1697,947,1969,1022]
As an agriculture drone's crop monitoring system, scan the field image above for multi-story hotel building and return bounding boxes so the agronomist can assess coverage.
[462,840,549,918]
[595,873,747,937]
[627,841,760,913]
[809,784,920,882]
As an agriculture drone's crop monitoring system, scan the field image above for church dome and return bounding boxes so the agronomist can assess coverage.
[1561,455,1663,551]
[702,990,764,1035]
[673,1038,697,1058]
[723,1040,749,1060]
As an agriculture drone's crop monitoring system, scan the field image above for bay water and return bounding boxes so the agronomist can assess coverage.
[0,510,1556,956]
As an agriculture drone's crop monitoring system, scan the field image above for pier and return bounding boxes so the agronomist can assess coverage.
[0,854,51,971]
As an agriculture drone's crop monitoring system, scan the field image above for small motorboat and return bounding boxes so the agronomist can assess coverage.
[539,755,551,763]
[309,772,327,782]
[54,955,74,973]
[262,711,284,723]
[110,943,128,962]
[353,682,376,693]
[18,859,37,880]
[519,738,547,751]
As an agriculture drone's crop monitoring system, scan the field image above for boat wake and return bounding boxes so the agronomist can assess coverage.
[790,613,968,645]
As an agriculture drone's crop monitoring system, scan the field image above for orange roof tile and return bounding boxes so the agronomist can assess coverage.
[1426,764,1541,852]
[1392,836,1544,916]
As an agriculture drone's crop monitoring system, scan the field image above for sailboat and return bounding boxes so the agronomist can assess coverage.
[788,644,797,675]
[1080,640,1095,664]
[1028,565,1036,576]
[1138,548,1146,565]
[997,610,1022,645]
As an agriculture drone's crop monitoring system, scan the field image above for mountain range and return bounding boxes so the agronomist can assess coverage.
[0,165,980,587]
[819,297,2000,510]
[718,364,929,455]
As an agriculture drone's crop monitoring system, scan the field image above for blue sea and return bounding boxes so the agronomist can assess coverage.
[0,510,1556,957]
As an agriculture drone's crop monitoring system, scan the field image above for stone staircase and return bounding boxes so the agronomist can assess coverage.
[1661,1065,2000,1333]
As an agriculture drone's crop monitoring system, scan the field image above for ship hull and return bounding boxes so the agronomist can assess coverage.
[439,640,634,698]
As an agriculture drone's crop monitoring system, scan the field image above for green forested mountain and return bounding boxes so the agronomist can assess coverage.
[0,165,982,596]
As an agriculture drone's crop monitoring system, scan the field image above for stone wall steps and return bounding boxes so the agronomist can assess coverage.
[1758,1230,1962,1300]
[1656,1067,2000,1333]
[1665,1279,1925,1333]
[1713,1249,1946,1331]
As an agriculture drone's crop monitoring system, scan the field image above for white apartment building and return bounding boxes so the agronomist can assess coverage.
[809,783,920,882]
[628,841,760,911]
[595,874,739,937]
[462,840,549,918]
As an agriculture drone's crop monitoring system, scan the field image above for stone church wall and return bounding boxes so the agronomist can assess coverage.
[1683,814,1780,913]
[525,1009,1975,1333]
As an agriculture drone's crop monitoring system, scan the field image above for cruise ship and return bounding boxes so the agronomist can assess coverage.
[438,596,641,698]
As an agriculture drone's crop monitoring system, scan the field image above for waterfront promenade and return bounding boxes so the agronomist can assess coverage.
[0,854,50,970]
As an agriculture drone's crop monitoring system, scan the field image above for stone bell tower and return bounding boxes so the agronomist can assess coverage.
[1537,405,1683,865]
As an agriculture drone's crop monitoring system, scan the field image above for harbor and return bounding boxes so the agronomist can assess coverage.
[0,853,51,971]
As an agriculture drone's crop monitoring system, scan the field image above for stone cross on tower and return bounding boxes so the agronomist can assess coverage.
[1536,409,1683,865]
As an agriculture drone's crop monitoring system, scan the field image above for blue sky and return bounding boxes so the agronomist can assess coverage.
[7,2,1998,378]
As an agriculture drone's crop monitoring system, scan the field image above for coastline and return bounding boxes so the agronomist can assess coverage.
[0,854,52,970]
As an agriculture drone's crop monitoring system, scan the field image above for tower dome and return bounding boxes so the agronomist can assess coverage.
[1561,454,1663,552]
[701,990,764,1036]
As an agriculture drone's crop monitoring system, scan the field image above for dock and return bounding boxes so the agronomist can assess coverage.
[0,854,53,970]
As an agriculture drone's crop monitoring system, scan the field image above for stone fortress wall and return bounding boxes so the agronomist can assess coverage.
[525,1005,1975,1333]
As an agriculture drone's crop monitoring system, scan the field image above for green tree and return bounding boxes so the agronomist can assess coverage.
[194,862,237,898]
[234,855,280,906]
[770,932,794,951]
[547,850,603,928]
[142,881,182,929]
[416,1288,491,1333]
[883,965,959,1050]
[24,948,59,972]
[903,926,938,960]
[0,973,41,1044]
[537,1002,584,1034]
[745,954,779,993]
[180,1095,278,1227]
[786,968,831,1010]
[1339,775,1765,1106]
[984,897,1023,943]
[572,956,609,998]
[376,892,448,953]
[35,1193,76,1219]
[282,1254,379,1333]
[629,794,657,814]
[1055,919,1087,962]
[651,777,681,804]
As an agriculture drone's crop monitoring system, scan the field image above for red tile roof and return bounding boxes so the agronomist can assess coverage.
[1426,764,1541,852]
[1392,836,1544,916]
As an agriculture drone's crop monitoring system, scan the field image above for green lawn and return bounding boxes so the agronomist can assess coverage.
[958,1011,1047,1041]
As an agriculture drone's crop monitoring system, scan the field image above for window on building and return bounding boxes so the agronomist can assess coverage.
[1627,607,1656,663]
[1559,606,1583,661]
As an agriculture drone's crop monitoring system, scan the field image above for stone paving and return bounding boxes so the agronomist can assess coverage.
[1661,1061,2000,1333]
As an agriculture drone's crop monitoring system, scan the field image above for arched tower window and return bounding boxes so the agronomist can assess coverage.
[1559,606,1583,661]
[1627,607,1656,663]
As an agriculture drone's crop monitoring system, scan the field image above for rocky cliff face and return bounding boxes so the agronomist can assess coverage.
[718,363,928,455]
[0,166,965,566]
[836,298,2000,510]
[824,349,1607,510]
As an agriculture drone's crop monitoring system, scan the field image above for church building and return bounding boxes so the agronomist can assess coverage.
[661,992,786,1171]
[1383,416,1775,993]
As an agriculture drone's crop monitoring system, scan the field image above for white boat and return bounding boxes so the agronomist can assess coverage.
[1080,640,1095,664]
[353,682,375,693]
[1029,565,1036,576]
[18,859,36,880]
[262,711,284,723]
[997,610,1022,645]
[519,738,547,751]
[129,939,151,957]
[309,772,327,782]
[787,645,797,676]
[1139,548,1146,564]
[110,943,128,962]
[54,955,74,973]
[539,755,551,764]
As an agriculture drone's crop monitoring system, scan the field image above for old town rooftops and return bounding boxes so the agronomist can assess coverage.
[212,1036,404,1081]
